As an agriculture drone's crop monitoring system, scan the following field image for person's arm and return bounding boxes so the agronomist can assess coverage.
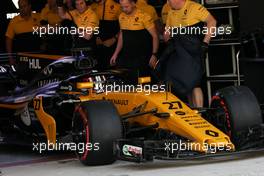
[6,37,15,65]
[82,29,93,40]
[203,14,216,44]
[82,11,99,41]
[163,10,171,43]
[110,31,123,66]
[147,26,159,69]
[148,26,159,56]
[163,28,171,43]
[154,19,164,36]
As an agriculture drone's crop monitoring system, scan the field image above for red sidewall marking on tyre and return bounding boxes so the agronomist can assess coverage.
[211,95,232,137]
[77,106,90,161]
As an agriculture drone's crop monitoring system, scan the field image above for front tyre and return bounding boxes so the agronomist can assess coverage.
[72,100,122,165]
[210,86,263,149]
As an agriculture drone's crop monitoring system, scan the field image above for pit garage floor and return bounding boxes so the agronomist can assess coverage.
[1,145,264,176]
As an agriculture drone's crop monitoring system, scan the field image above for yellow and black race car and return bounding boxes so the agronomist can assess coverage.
[0,52,263,166]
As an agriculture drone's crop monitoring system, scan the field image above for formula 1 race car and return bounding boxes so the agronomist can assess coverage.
[0,52,264,166]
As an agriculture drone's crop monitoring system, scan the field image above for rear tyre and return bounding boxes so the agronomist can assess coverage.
[72,100,122,165]
[210,86,263,149]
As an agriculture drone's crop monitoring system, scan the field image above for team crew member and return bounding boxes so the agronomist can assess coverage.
[136,0,158,21]
[136,0,162,33]
[40,0,64,53]
[58,0,99,50]
[5,0,41,64]
[91,0,121,69]
[40,0,62,26]
[110,0,159,75]
[161,1,171,25]
[163,0,216,107]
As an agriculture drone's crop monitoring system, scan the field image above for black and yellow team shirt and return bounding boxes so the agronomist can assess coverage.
[119,9,154,31]
[91,0,121,21]
[5,13,41,52]
[6,13,40,39]
[118,9,154,69]
[69,8,99,29]
[40,4,62,26]
[136,0,159,21]
[161,2,171,24]
[166,0,210,28]
[91,0,121,40]
[69,8,99,48]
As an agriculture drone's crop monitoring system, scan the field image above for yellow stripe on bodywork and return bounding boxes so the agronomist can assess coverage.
[33,97,56,145]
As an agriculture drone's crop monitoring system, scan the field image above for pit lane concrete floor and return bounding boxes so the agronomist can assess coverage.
[1,145,264,176]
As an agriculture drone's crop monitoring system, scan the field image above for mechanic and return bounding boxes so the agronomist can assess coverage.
[58,0,99,53]
[110,0,159,77]
[136,0,162,33]
[162,0,216,107]
[161,1,171,25]
[91,0,121,69]
[40,0,62,26]
[40,0,64,53]
[5,0,41,65]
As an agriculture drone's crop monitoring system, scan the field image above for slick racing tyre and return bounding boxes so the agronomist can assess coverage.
[72,100,122,165]
[210,86,263,149]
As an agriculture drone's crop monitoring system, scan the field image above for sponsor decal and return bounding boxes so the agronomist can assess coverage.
[0,66,7,73]
[122,144,142,156]
[29,59,41,69]
[37,78,59,87]
[103,97,128,106]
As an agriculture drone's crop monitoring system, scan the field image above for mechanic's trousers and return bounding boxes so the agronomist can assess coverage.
[159,34,204,97]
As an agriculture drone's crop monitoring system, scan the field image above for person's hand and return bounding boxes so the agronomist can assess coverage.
[83,32,92,40]
[149,54,158,69]
[110,54,118,66]
[103,37,116,47]
[163,31,171,43]
[201,42,209,59]
[96,37,103,45]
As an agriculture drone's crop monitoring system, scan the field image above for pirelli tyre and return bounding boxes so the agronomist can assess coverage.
[72,100,122,165]
[210,86,263,149]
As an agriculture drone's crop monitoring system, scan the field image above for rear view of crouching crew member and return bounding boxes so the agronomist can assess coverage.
[58,0,99,52]
[110,0,159,76]
[162,0,216,107]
